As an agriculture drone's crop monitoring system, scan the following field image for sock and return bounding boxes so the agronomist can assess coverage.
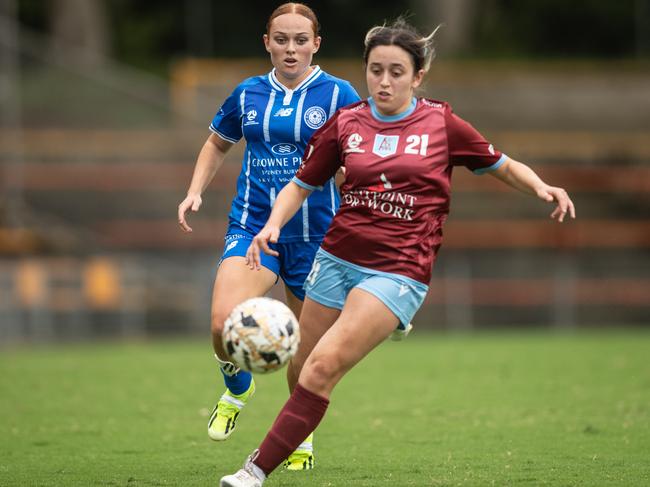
[215,354,252,395]
[254,383,329,475]
[249,462,266,482]
[224,369,252,395]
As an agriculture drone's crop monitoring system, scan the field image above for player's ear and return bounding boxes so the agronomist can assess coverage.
[263,34,271,53]
[312,36,321,54]
[412,69,425,89]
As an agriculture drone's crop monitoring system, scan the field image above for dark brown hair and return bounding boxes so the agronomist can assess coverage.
[266,3,320,37]
[364,18,440,73]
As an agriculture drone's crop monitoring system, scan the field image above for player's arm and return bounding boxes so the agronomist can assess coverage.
[178,133,234,232]
[489,157,576,222]
[246,182,312,270]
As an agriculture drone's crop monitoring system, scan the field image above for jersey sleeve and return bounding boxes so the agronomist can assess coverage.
[444,106,507,174]
[337,81,361,108]
[293,113,343,191]
[209,84,244,143]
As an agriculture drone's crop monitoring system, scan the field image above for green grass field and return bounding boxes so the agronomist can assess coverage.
[1,331,649,486]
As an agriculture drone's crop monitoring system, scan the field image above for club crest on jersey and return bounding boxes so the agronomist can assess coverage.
[271,143,298,155]
[372,135,400,157]
[304,106,326,129]
[274,107,294,117]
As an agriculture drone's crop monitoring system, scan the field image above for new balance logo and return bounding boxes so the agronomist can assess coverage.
[274,107,294,117]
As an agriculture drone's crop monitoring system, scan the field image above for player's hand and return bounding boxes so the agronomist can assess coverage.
[536,185,576,223]
[178,194,202,232]
[246,226,280,270]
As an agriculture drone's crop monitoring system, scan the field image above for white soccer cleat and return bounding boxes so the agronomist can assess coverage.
[219,469,261,487]
[389,322,413,341]
[220,450,265,487]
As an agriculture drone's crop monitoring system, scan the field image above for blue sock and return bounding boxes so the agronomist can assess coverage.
[223,369,252,395]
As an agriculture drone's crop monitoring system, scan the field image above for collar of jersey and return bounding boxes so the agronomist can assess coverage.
[269,65,322,105]
[368,97,417,122]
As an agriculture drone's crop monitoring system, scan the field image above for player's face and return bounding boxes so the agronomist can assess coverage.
[264,13,321,89]
[366,45,424,116]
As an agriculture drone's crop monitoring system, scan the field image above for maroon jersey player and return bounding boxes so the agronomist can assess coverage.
[296,97,507,284]
[219,18,575,487]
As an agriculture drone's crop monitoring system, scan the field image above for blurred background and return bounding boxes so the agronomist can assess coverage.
[1,0,649,343]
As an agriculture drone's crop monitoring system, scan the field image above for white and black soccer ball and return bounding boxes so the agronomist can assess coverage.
[222,297,300,374]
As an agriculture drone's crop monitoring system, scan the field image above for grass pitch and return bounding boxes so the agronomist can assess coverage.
[1,330,649,486]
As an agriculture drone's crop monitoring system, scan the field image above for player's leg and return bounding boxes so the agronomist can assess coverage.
[284,285,304,317]
[220,296,341,486]
[220,255,428,482]
[279,242,333,470]
[227,288,398,482]
[283,294,339,470]
[208,251,278,441]
[278,240,323,393]
[299,288,399,396]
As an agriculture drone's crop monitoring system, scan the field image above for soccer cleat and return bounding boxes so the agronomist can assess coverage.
[389,322,413,341]
[220,450,264,487]
[208,379,256,441]
[283,433,314,470]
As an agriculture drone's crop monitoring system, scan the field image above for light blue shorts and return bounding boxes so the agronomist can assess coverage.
[304,248,429,327]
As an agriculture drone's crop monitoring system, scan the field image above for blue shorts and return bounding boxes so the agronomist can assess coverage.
[304,248,429,327]
[220,225,321,300]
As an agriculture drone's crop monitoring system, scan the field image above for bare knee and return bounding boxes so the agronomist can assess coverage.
[300,353,343,396]
[211,307,230,337]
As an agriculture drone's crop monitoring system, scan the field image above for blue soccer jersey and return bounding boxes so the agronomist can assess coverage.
[210,66,360,242]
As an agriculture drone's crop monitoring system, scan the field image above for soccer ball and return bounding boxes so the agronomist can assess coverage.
[222,297,300,374]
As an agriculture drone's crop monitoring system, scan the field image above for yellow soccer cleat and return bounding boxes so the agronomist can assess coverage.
[208,379,256,441]
[283,433,314,470]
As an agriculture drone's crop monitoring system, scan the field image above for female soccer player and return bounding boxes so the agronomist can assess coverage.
[219,18,575,486]
[177,2,359,468]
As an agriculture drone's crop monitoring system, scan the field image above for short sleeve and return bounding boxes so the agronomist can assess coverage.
[293,112,343,190]
[445,107,506,174]
[337,81,361,108]
[209,85,244,143]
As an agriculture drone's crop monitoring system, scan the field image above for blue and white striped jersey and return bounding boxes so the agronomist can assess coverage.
[210,66,360,242]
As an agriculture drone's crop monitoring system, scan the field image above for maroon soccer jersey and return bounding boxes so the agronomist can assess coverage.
[294,98,505,284]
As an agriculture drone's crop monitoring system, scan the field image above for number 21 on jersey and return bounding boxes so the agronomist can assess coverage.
[405,134,429,156]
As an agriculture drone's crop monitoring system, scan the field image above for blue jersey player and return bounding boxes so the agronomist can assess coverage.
[177,2,359,470]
